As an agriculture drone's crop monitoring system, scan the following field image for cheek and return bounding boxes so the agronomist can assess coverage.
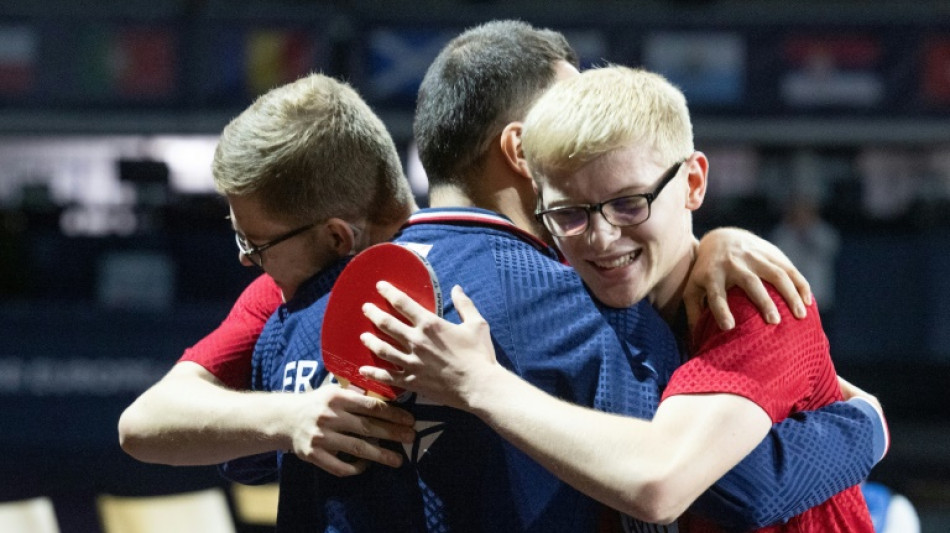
[554,239,585,267]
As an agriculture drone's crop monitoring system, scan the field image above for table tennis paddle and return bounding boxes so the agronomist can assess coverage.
[322,242,442,400]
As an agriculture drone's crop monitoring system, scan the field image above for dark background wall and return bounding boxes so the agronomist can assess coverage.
[0,1,948,531]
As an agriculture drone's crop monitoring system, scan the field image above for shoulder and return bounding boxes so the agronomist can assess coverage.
[235,275,283,316]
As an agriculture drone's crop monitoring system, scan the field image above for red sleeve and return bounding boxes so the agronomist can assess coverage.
[178,274,283,390]
[661,285,838,422]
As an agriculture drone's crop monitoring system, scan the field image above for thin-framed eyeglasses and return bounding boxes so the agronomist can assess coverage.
[234,222,315,269]
[534,160,685,238]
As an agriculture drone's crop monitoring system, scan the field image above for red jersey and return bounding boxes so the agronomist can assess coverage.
[662,285,874,533]
[178,274,283,390]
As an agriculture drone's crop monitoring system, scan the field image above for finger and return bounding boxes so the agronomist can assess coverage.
[451,285,484,324]
[377,280,432,325]
[732,270,781,325]
[338,385,415,426]
[681,282,705,331]
[359,364,402,387]
[756,242,813,308]
[338,434,405,469]
[762,268,806,320]
[836,375,856,400]
[311,422,406,470]
[789,268,813,307]
[704,285,735,331]
[362,302,414,349]
[359,330,414,368]
[344,410,416,444]
[752,261,808,320]
[302,447,369,477]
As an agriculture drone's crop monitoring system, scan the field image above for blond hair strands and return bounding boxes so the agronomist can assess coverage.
[213,73,412,226]
[523,66,694,179]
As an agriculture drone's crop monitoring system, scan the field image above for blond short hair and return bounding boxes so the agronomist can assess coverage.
[213,73,412,226]
[523,66,694,180]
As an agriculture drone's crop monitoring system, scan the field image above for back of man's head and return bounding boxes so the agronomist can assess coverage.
[523,66,694,179]
[213,73,413,228]
[414,20,577,191]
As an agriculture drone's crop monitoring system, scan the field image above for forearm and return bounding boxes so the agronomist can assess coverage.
[466,368,768,524]
[693,398,887,529]
[465,366,667,520]
[118,362,293,465]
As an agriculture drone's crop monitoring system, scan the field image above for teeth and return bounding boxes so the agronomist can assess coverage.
[594,253,636,269]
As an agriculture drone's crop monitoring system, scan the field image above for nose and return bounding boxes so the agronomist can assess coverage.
[586,211,620,252]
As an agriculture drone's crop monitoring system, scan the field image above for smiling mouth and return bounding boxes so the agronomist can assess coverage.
[591,250,641,270]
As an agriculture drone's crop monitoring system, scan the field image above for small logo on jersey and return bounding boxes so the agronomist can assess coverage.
[281,360,325,392]
[401,393,446,464]
[404,420,446,463]
[400,241,433,257]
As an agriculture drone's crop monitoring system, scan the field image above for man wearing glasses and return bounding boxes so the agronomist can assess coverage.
[119,72,418,473]
[359,66,885,531]
[232,221,317,270]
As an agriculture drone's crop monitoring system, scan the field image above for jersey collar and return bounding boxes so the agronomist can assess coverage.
[402,207,563,262]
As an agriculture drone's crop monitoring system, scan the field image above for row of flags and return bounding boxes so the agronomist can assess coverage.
[2,23,950,109]
[0,24,322,102]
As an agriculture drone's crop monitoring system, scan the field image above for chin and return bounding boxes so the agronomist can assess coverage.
[590,285,641,309]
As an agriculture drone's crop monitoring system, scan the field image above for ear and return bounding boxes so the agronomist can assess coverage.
[324,218,359,257]
[685,152,709,212]
[500,121,532,180]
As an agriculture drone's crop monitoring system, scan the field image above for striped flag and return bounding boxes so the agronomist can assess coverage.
[0,26,37,95]
[780,35,884,108]
[246,29,315,96]
[366,28,454,102]
[75,25,177,99]
[922,37,950,105]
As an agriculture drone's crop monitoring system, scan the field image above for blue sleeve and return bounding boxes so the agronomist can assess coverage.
[690,398,887,530]
[219,452,281,485]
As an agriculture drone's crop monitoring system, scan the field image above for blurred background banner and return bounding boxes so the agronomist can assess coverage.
[643,30,746,106]
[779,34,884,108]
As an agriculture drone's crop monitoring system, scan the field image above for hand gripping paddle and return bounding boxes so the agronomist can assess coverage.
[321,242,442,400]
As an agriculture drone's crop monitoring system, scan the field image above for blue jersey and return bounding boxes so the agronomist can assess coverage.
[218,259,351,487]
[254,208,678,532]
[237,207,885,532]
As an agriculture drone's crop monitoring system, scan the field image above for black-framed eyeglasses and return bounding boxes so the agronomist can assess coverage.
[534,160,685,238]
[234,222,315,269]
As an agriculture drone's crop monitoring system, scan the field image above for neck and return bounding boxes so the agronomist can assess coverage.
[652,237,700,325]
[428,142,547,241]
[363,202,419,250]
[428,181,546,242]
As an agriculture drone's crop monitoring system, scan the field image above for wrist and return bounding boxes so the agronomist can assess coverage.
[255,391,297,451]
[463,365,522,421]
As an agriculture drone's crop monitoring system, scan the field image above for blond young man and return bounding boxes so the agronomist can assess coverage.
[119,73,417,475]
[359,65,887,531]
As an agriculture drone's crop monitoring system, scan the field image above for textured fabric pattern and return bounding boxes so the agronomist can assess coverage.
[251,259,350,393]
[256,207,680,533]
[228,209,883,532]
[666,285,874,533]
[179,274,283,389]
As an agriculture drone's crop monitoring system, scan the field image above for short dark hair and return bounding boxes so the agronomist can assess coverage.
[413,20,578,190]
